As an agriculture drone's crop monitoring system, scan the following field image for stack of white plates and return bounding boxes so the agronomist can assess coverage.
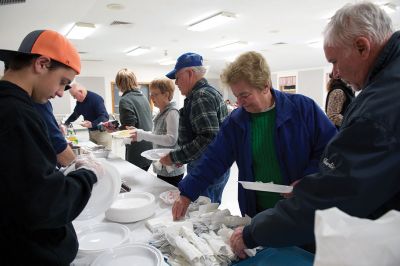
[105,192,156,223]
[91,243,165,266]
[76,223,130,255]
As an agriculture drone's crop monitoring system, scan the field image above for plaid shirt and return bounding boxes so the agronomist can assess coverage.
[170,78,228,164]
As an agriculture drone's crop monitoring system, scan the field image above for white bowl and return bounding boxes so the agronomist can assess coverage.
[105,192,155,223]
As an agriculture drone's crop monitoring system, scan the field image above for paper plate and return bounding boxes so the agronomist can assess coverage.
[141,148,174,161]
[76,159,121,220]
[91,243,164,266]
[111,130,132,139]
[76,223,130,255]
[105,192,155,223]
[238,181,293,194]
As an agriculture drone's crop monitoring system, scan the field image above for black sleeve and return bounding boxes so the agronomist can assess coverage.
[0,111,97,230]
[243,117,400,248]
[64,108,80,126]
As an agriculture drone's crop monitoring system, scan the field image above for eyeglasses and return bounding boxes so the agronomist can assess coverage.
[150,92,162,97]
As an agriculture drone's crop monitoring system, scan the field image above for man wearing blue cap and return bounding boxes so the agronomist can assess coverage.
[160,52,229,204]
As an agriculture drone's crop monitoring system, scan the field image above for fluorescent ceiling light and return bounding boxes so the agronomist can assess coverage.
[214,41,248,52]
[307,40,323,48]
[126,46,151,56]
[188,11,236,31]
[379,2,398,14]
[159,59,176,66]
[66,22,96,40]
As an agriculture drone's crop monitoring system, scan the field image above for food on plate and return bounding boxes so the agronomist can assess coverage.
[112,130,132,139]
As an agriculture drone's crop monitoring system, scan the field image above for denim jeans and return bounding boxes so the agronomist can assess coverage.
[187,159,230,204]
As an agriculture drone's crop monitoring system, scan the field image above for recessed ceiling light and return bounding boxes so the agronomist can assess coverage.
[188,11,236,31]
[106,3,124,10]
[158,59,176,66]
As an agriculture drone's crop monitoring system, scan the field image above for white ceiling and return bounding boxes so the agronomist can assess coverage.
[1,0,399,76]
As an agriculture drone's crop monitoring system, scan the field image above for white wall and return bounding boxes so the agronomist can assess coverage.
[297,68,325,108]
[3,60,332,113]
[51,60,187,115]
[273,66,330,108]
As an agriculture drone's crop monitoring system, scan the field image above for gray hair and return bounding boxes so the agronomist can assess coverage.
[323,2,393,47]
[183,66,207,77]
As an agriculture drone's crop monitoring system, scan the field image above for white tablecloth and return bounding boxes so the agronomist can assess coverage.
[72,152,175,265]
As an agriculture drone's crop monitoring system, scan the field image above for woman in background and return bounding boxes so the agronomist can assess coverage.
[115,68,153,171]
[325,74,355,129]
[131,79,184,186]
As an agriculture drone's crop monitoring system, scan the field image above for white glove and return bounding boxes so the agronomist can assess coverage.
[75,155,104,177]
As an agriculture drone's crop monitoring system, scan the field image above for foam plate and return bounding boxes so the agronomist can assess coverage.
[91,243,164,266]
[238,181,293,193]
[76,223,130,255]
[111,130,132,139]
[141,148,174,161]
[75,159,121,220]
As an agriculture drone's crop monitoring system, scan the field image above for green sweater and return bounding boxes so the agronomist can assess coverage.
[251,108,283,211]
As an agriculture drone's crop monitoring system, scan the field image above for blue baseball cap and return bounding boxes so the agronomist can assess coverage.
[166,52,203,79]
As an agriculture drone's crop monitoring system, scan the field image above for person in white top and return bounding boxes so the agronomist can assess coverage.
[131,79,185,186]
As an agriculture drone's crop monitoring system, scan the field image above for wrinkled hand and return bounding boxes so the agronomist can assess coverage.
[75,155,104,177]
[172,195,191,221]
[230,226,248,259]
[160,153,173,166]
[80,120,92,128]
[281,179,301,199]
[130,131,138,142]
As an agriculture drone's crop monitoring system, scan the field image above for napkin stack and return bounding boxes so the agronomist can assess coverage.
[148,196,253,265]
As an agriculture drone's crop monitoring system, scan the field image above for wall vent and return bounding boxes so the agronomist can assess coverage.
[110,20,133,26]
[0,0,25,5]
[272,42,288,45]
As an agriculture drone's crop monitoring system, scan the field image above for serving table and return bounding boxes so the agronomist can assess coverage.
[72,147,314,265]
[72,152,175,265]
